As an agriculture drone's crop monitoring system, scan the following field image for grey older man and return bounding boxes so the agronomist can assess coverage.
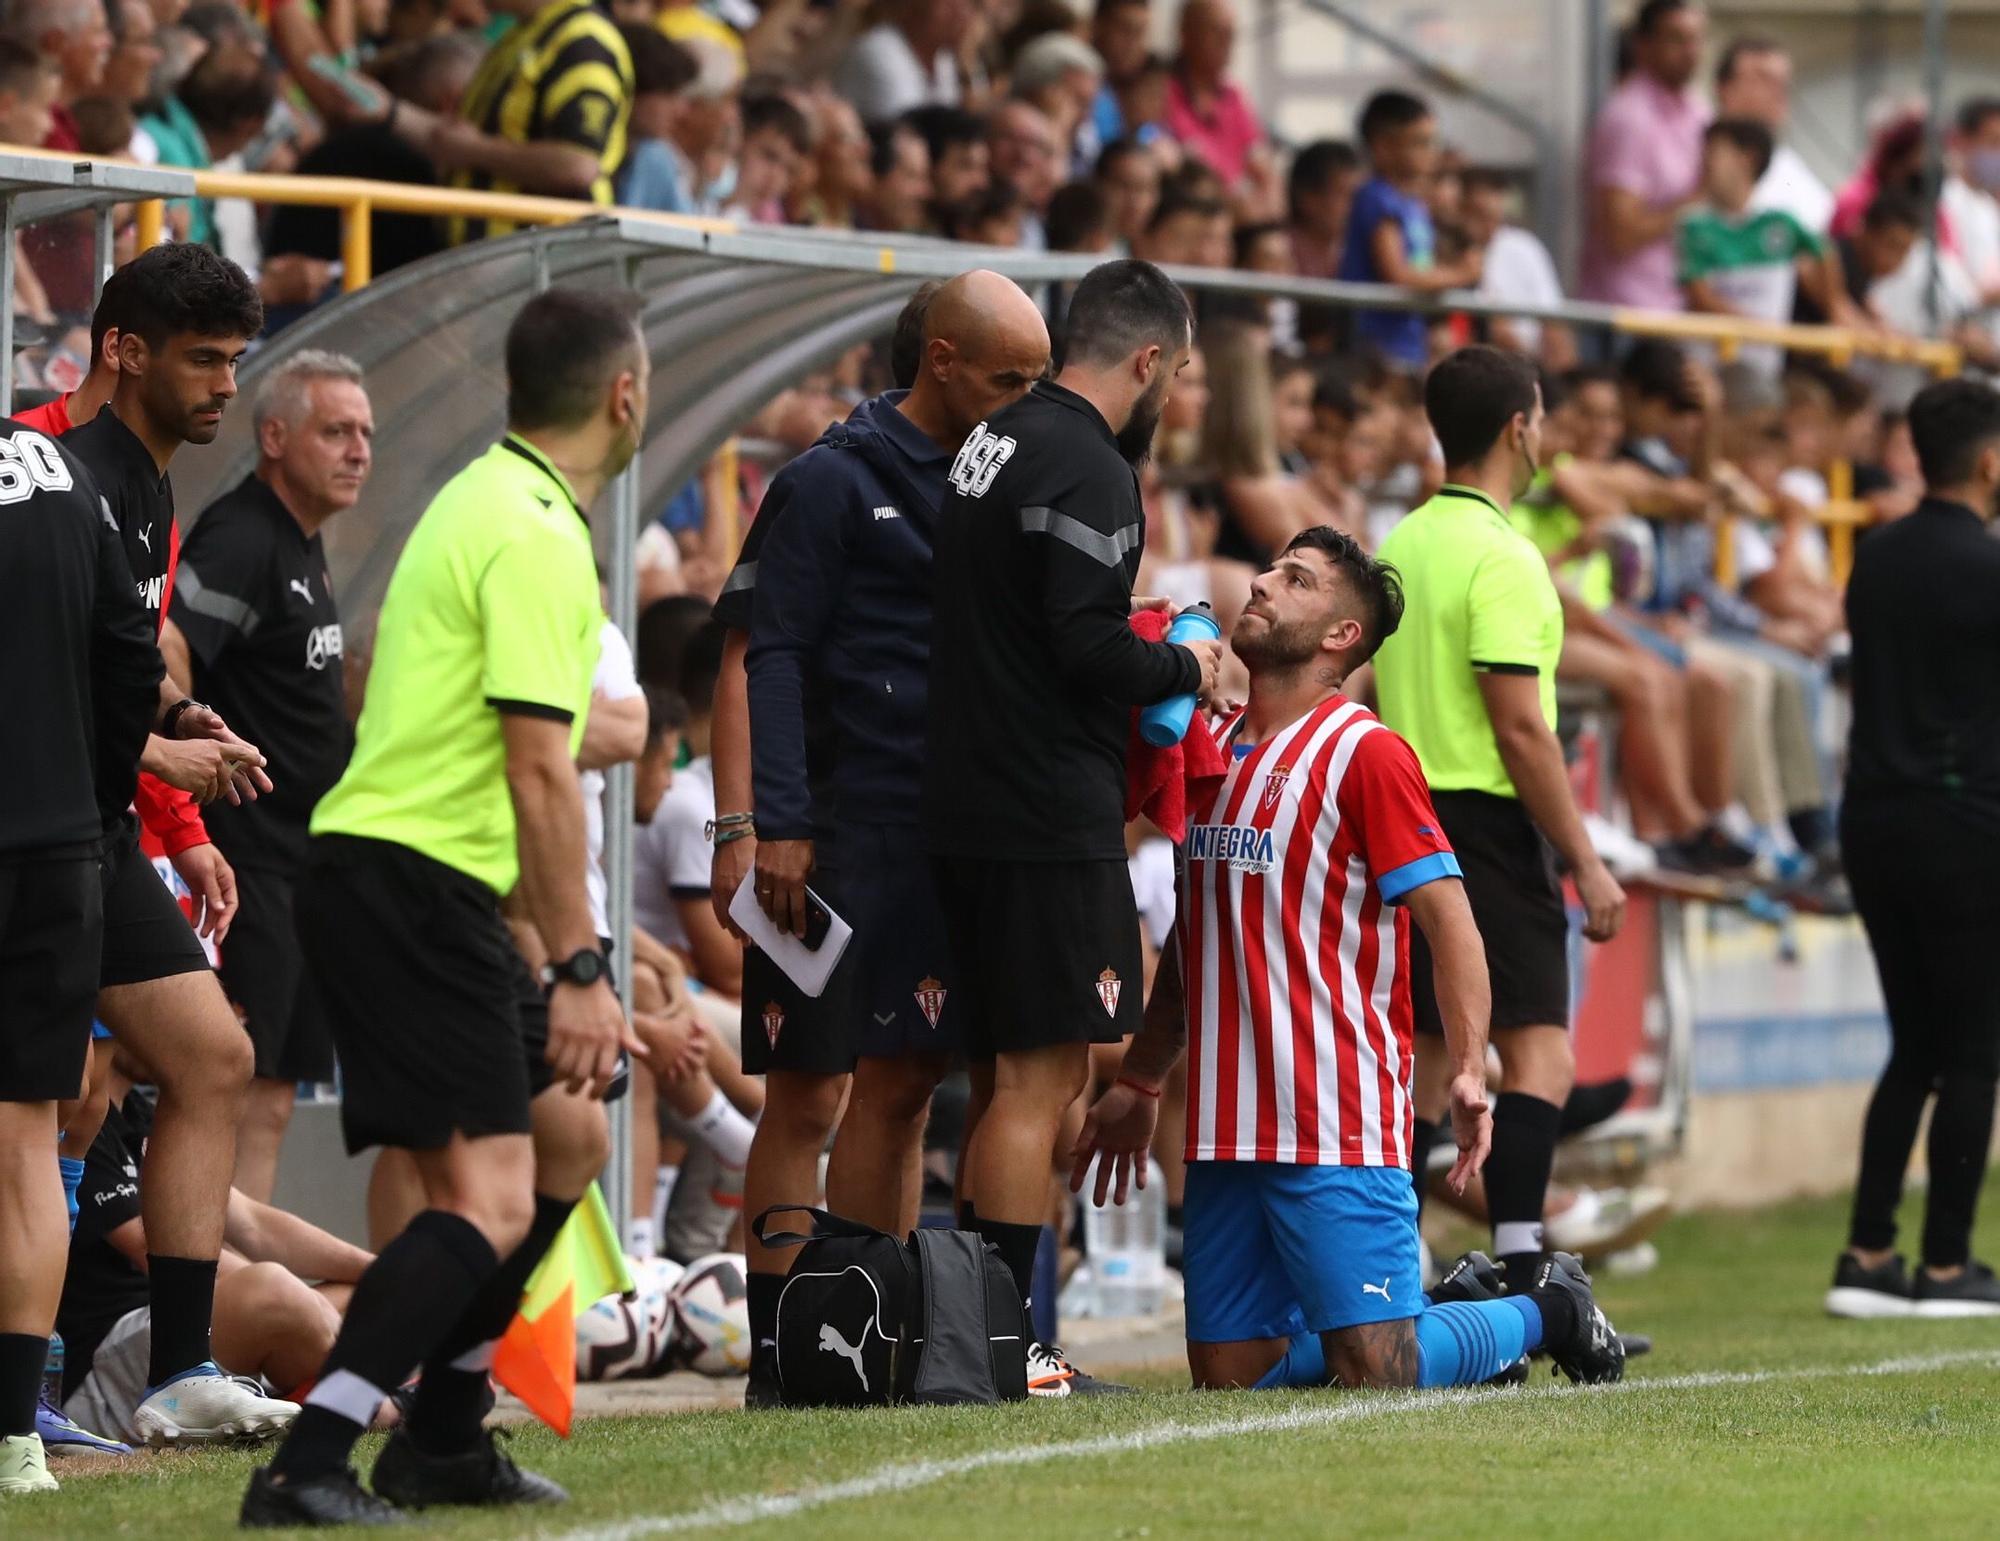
[161,352,373,1203]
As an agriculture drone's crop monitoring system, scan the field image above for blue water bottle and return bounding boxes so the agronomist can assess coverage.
[1139,602,1221,747]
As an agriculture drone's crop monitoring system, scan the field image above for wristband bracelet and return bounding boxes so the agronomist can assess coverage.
[1116,1075,1162,1099]
[711,825,753,848]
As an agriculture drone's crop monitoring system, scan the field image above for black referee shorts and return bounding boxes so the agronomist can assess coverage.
[740,826,964,1077]
[0,856,102,1102]
[932,855,1139,1059]
[218,863,335,1083]
[1410,789,1570,1036]
[300,835,545,1153]
[98,817,210,991]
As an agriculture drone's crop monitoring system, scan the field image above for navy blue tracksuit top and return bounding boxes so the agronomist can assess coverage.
[745,390,949,842]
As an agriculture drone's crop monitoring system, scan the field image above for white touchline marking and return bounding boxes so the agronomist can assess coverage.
[550,1350,2000,1540]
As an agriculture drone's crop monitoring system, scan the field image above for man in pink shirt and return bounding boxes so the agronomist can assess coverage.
[1579,0,1710,310]
[1164,0,1272,206]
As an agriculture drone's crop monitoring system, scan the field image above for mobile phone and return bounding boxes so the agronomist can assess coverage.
[801,889,834,951]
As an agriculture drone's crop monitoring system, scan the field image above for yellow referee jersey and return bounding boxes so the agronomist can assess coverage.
[448,0,634,245]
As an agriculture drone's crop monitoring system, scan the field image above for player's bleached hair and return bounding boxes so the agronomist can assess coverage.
[254,350,366,434]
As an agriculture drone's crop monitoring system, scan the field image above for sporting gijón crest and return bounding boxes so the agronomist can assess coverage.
[1260,762,1292,814]
[914,977,947,1030]
[761,1002,784,1050]
[1096,967,1123,1017]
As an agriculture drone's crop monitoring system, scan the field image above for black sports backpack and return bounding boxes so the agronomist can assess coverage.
[751,1206,1028,1406]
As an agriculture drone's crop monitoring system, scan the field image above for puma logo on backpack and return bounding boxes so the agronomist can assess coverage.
[819,1322,869,1391]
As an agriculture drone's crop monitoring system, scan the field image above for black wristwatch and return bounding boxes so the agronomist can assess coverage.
[541,948,609,991]
[161,697,205,739]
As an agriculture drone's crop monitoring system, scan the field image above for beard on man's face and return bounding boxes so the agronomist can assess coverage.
[1232,608,1325,673]
[1116,371,1170,466]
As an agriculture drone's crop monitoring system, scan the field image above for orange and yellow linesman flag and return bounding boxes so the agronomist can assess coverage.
[492,1182,633,1437]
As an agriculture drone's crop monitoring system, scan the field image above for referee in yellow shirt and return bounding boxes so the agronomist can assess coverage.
[1374,346,1625,1293]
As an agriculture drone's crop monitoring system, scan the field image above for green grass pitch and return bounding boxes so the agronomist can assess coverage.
[24,1184,2000,1538]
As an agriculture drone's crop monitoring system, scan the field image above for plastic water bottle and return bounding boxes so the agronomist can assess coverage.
[1081,1156,1166,1318]
[1139,603,1221,747]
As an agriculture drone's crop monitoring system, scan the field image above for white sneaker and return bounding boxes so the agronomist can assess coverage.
[1544,1186,1674,1261]
[0,1433,57,1494]
[132,1363,298,1447]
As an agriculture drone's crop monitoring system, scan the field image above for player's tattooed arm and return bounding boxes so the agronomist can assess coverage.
[1123,928,1188,1086]
[1325,1320,1421,1390]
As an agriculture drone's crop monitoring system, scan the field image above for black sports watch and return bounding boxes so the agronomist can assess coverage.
[541,948,609,990]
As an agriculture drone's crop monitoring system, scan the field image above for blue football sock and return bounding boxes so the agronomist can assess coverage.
[1251,1334,1328,1389]
[59,1156,84,1234]
[1505,1294,1545,1354]
[1414,1299,1533,1388]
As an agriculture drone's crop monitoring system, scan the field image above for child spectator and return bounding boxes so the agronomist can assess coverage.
[616,25,700,211]
[1045,179,1112,254]
[1338,89,1482,369]
[1678,118,1858,373]
[724,91,812,223]
[1095,137,1160,253]
[0,37,57,147]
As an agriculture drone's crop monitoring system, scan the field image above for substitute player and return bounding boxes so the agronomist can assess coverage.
[0,414,169,1496]
[924,259,1222,1395]
[735,271,1051,1405]
[1373,346,1625,1290]
[1072,528,1624,1391]
[242,288,646,1528]
[63,246,298,1449]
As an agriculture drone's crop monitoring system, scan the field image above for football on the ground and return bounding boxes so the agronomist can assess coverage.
[671,1252,752,1376]
[577,1278,678,1382]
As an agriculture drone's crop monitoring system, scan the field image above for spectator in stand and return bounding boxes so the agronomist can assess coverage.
[833,0,974,128]
[802,94,872,228]
[97,0,157,138]
[1579,0,1709,310]
[1804,190,1922,327]
[431,0,635,245]
[1941,97,2000,311]
[159,353,372,1207]
[1714,34,1833,236]
[1047,179,1114,255]
[0,38,55,147]
[989,97,1062,248]
[1088,0,1155,151]
[722,91,811,223]
[5,0,108,151]
[1339,90,1482,372]
[1287,138,1361,280]
[1096,137,1160,253]
[1201,320,1350,566]
[1164,0,1273,212]
[863,119,932,234]
[906,104,989,207]
[1117,52,1175,160]
[1012,32,1103,176]
[1679,119,1857,376]
[615,25,700,212]
[1461,169,1574,369]
[941,178,1026,248]
[1132,185,1221,267]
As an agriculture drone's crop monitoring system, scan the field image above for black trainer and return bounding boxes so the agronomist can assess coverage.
[1428,1250,1505,1306]
[241,1467,407,1528]
[370,1427,567,1509]
[1027,1342,1134,1397]
[1532,1252,1626,1385]
[1823,1252,1914,1319]
[1912,1260,2000,1319]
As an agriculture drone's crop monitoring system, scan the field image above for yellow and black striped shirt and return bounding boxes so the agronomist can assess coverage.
[448,0,633,245]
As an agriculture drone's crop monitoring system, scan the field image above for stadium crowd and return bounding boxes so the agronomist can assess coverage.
[4,0,2000,1521]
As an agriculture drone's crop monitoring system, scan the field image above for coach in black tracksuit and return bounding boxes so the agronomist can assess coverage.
[1833,378,2000,1318]
[925,260,1220,1388]
[0,417,164,1458]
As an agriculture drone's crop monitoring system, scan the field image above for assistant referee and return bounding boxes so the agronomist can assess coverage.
[1831,378,2000,1319]
[244,290,645,1528]
[1373,345,1624,1293]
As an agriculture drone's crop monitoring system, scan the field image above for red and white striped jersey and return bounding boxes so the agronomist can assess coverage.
[1181,696,1461,1168]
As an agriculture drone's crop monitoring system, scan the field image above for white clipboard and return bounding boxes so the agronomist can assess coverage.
[728,873,854,998]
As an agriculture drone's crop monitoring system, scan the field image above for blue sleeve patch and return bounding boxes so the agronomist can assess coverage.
[1377,851,1463,905]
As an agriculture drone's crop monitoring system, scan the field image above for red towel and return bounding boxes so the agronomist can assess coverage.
[1124,609,1228,842]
